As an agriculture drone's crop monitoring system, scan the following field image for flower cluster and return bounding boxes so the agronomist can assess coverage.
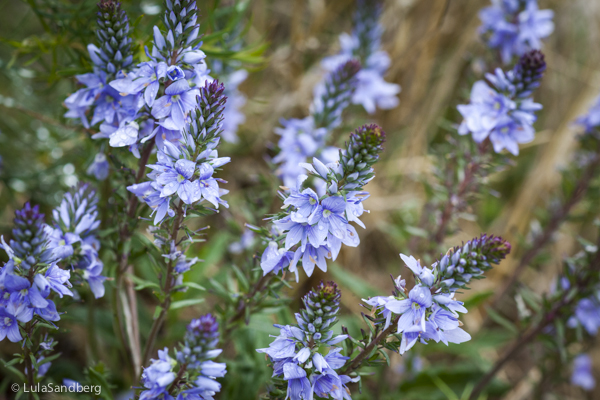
[44,184,106,298]
[65,0,215,160]
[257,282,356,400]
[262,124,385,280]
[479,0,554,64]
[274,60,361,188]
[0,203,73,342]
[321,0,400,114]
[128,81,230,225]
[363,235,511,354]
[64,0,136,130]
[458,50,546,155]
[139,314,226,400]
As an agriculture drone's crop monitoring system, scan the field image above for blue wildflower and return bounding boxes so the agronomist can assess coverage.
[479,0,554,64]
[0,302,32,342]
[87,152,110,180]
[458,50,545,155]
[321,1,400,114]
[577,94,600,135]
[572,354,595,391]
[152,80,200,130]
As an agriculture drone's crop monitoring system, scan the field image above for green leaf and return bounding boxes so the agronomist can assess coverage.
[329,263,379,298]
[170,298,205,310]
[430,375,460,400]
[179,281,206,291]
[485,307,518,335]
[378,348,391,366]
[463,290,494,309]
[127,274,160,291]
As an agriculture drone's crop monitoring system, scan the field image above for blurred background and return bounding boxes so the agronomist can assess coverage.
[1,0,600,399]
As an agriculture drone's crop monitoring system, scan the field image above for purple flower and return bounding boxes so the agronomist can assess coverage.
[256,325,304,360]
[363,295,396,329]
[140,348,177,400]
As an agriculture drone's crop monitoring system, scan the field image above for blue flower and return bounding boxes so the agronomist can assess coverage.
[385,285,433,333]
[457,63,542,155]
[87,152,110,180]
[308,196,349,241]
[400,254,434,287]
[568,295,600,335]
[167,65,186,81]
[156,158,200,204]
[152,80,199,130]
[517,1,554,53]
[260,242,294,275]
[283,175,320,218]
[577,94,600,134]
[140,348,177,400]
[572,354,595,391]
[283,363,312,400]
[0,302,31,342]
[479,0,554,64]
[110,61,167,107]
[256,325,304,360]
[320,2,400,114]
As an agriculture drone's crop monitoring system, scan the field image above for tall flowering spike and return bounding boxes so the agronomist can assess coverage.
[257,281,354,400]
[479,0,554,64]
[458,51,545,155]
[297,281,342,337]
[163,0,200,49]
[512,49,546,97]
[9,203,53,269]
[45,184,106,298]
[435,234,511,292]
[361,235,509,356]
[338,124,385,191]
[132,80,230,225]
[186,81,227,144]
[263,124,385,279]
[95,0,133,76]
[352,0,382,63]
[140,314,226,399]
[178,314,221,368]
[312,59,361,130]
[321,0,400,115]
